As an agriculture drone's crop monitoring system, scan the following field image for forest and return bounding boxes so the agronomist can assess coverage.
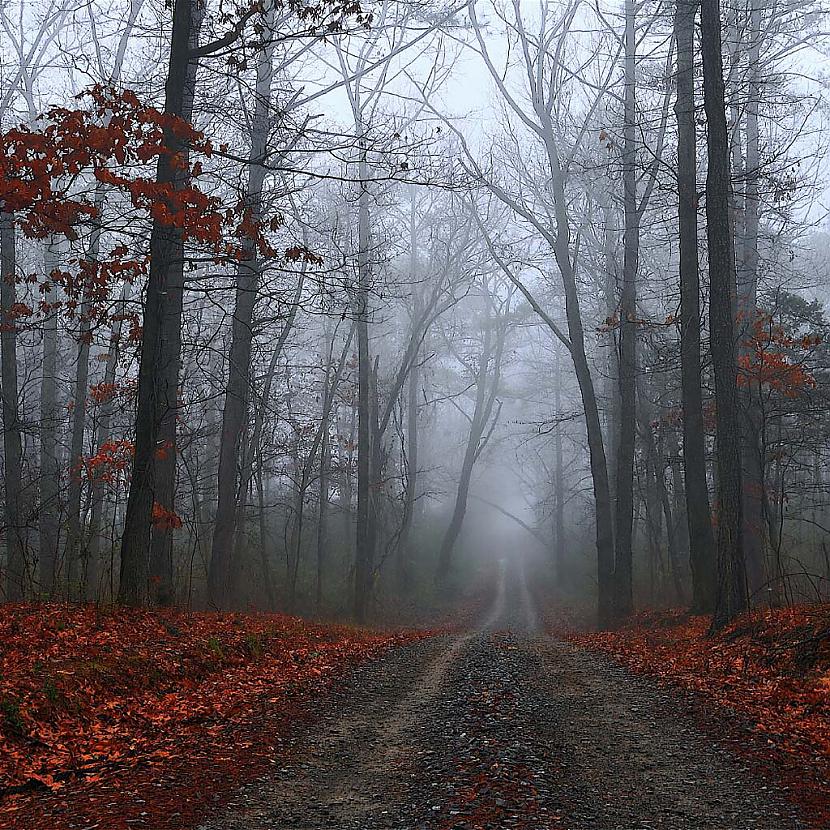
[0,0,829,827]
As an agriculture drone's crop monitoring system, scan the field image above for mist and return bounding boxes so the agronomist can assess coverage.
[1,0,830,826]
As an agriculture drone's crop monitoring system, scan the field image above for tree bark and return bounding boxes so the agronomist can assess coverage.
[675,0,716,613]
[397,196,420,592]
[614,0,638,618]
[1,211,25,600]
[398,330,419,592]
[147,1,204,607]
[737,0,764,599]
[316,394,330,610]
[38,238,61,596]
[208,0,275,609]
[354,132,373,623]
[119,0,202,605]
[701,0,748,628]
[553,345,566,583]
[66,190,104,598]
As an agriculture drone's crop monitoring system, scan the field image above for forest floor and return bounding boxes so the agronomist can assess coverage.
[2,564,828,830]
[0,604,428,829]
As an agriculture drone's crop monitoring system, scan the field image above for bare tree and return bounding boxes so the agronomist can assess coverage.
[674,0,716,613]
[701,0,748,627]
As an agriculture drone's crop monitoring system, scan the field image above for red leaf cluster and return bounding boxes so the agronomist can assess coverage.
[151,501,183,530]
[0,603,426,829]
[565,606,830,828]
[80,438,135,487]
[737,310,819,397]
[2,85,319,328]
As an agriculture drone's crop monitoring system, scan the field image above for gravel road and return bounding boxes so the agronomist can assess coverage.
[199,558,804,830]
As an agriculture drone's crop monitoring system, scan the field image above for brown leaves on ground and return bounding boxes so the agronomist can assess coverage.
[0,603,427,829]
[566,605,830,829]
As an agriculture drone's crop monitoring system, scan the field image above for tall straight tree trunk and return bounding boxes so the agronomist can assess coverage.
[316,395,331,610]
[119,0,202,605]
[553,345,566,582]
[614,0,638,618]
[39,239,61,596]
[603,205,619,484]
[341,406,355,564]
[398,195,421,591]
[1,211,25,600]
[675,0,716,613]
[354,132,373,623]
[148,2,204,607]
[541,123,615,626]
[315,324,334,610]
[66,194,103,598]
[208,1,276,609]
[737,0,764,600]
[701,0,748,628]
[397,333,419,592]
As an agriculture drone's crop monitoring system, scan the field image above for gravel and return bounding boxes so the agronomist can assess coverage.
[199,559,804,830]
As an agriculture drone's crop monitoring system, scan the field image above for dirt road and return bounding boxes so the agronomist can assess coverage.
[200,559,804,829]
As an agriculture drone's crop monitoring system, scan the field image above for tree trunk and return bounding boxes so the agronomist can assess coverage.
[1,211,25,600]
[119,0,202,606]
[701,0,747,628]
[397,197,420,592]
[536,115,615,626]
[66,189,105,598]
[655,430,685,603]
[398,336,419,592]
[208,1,275,609]
[39,238,61,596]
[614,0,638,618]
[316,400,330,611]
[435,307,504,580]
[147,1,204,607]
[341,405,355,567]
[675,0,716,613]
[228,269,305,605]
[255,454,277,608]
[367,357,383,597]
[84,282,131,600]
[553,346,566,583]
[603,206,619,485]
[354,133,373,622]
[737,0,764,600]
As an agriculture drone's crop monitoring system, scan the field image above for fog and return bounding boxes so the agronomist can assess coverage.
[1,0,830,629]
